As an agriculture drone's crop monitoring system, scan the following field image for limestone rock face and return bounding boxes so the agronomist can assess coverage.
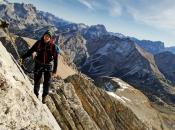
[0,41,61,130]
[65,74,149,130]
[81,35,175,106]
[59,23,108,40]
[109,32,165,55]
[46,74,154,130]
[1,38,175,130]
[46,74,175,130]
[61,32,88,68]
[93,76,163,129]
[82,35,165,84]
[82,24,108,40]
[0,1,69,29]
[47,79,100,130]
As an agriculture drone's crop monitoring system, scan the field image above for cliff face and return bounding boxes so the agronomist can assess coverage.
[0,1,69,30]
[110,32,165,55]
[59,23,108,40]
[80,35,175,107]
[82,35,165,84]
[0,2,175,129]
[59,32,88,68]
[45,74,175,130]
[64,75,150,130]
[46,74,147,130]
[0,38,175,129]
[0,41,61,130]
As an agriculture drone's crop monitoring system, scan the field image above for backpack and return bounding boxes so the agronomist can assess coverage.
[54,44,61,54]
[37,38,61,55]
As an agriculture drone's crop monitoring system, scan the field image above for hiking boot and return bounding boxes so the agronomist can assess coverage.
[42,96,47,104]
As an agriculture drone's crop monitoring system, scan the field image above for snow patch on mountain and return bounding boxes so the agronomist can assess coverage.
[64,33,74,39]
[96,43,112,55]
[118,82,129,91]
[107,92,126,103]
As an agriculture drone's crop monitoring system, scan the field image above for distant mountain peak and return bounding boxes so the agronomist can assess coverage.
[3,0,10,3]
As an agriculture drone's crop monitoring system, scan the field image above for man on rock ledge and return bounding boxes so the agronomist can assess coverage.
[19,30,58,104]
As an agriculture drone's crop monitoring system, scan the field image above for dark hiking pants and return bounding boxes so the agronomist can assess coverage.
[34,63,52,98]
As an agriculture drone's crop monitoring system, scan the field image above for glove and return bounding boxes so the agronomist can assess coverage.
[18,58,23,66]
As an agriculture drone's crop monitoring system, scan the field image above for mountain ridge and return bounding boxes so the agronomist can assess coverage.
[0,1,175,129]
[1,38,174,129]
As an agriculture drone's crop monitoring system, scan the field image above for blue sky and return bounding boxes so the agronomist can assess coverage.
[2,0,175,47]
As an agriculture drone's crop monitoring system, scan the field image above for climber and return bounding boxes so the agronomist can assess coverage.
[19,30,58,104]
[0,18,9,28]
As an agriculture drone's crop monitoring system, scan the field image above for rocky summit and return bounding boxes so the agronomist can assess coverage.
[0,41,61,130]
[0,1,175,130]
[0,38,175,129]
[0,41,175,129]
[82,35,164,83]
[81,34,175,108]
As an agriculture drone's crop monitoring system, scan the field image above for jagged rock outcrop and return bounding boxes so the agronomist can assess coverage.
[0,41,61,130]
[81,35,175,106]
[154,51,175,84]
[0,1,52,29]
[65,75,149,130]
[0,0,69,29]
[59,32,88,68]
[45,74,175,130]
[46,74,147,130]
[93,76,175,130]
[0,1,70,40]
[59,23,108,40]
[1,29,175,130]
[109,32,165,55]
[82,35,165,83]
[82,24,108,40]
[0,1,107,41]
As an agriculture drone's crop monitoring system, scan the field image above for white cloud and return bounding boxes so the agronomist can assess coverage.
[78,0,95,11]
[77,0,175,34]
[120,0,175,32]
[107,0,122,17]
[77,0,122,17]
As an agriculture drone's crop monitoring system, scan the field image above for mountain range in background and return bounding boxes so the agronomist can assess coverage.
[110,32,175,54]
[0,0,175,129]
[1,0,175,55]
